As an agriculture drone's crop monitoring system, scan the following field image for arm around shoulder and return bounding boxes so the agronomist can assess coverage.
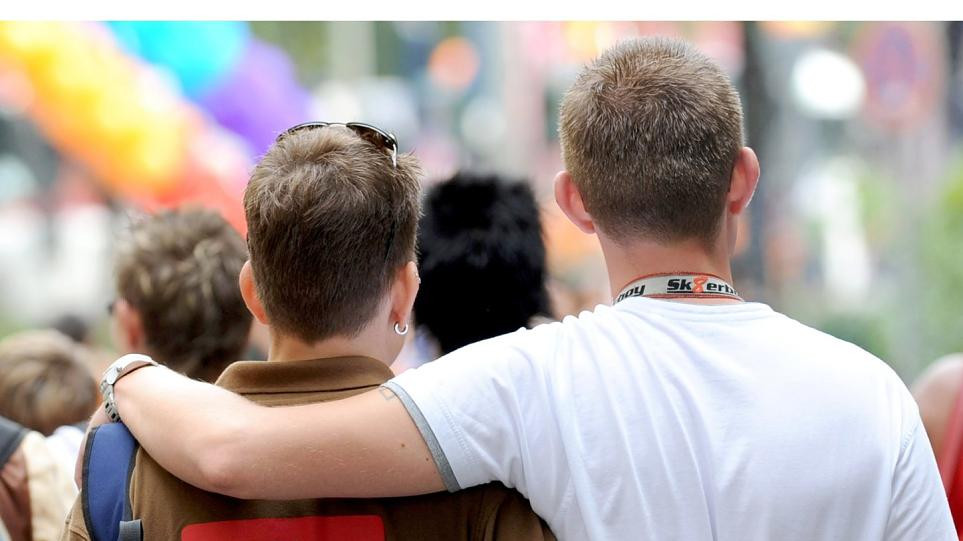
[110,365,263,496]
[114,365,443,499]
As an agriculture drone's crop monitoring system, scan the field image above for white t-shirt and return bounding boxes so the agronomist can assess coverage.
[385,297,954,540]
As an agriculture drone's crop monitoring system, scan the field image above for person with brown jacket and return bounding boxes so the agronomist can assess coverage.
[61,122,553,540]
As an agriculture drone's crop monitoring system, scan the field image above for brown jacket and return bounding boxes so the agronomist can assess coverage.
[1,417,75,541]
[61,357,554,540]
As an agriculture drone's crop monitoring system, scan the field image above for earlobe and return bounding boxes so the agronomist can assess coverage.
[554,171,596,234]
[239,261,269,325]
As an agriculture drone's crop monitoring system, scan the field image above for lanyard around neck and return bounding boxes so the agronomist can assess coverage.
[615,272,743,304]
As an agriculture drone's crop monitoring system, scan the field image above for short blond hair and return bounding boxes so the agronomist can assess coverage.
[559,37,744,246]
[0,330,98,435]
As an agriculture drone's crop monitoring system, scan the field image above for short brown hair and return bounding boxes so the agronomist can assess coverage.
[245,126,421,342]
[114,208,251,382]
[0,330,98,435]
[559,37,744,245]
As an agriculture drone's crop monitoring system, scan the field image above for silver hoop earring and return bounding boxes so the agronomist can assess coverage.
[394,322,409,336]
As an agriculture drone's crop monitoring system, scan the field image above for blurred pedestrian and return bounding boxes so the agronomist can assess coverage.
[0,329,98,481]
[110,208,252,383]
[0,330,97,437]
[1,415,76,541]
[914,353,963,536]
[402,172,550,368]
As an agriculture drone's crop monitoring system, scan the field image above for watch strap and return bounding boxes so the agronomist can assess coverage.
[100,355,158,423]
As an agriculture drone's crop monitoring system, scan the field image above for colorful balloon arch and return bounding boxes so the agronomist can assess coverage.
[106,22,311,159]
[0,21,312,233]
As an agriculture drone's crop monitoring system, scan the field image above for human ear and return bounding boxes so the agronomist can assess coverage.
[239,261,269,325]
[727,147,760,216]
[554,171,596,234]
[389,261,420,329]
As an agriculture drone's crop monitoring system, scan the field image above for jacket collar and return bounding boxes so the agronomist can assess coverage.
[215,356,394,397]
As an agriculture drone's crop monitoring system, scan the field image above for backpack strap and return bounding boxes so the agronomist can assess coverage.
[82,423,143,541]
[118,520,143,541]
[0,417,27,468]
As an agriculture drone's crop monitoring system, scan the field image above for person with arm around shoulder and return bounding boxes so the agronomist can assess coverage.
[65,124,552,541]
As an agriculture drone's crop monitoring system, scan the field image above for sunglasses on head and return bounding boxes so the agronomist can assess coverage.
[277,121,398,168]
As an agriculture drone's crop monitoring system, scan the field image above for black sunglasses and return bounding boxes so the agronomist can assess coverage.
[277,121,398,168]
[276,121,400,262]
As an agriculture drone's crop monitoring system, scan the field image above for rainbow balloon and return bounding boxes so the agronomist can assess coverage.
[0,21,250,232]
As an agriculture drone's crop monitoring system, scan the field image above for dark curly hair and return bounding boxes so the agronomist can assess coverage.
[415,172,550,354]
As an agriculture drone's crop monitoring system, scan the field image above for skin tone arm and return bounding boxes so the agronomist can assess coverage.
[106,363,444,499]
[912,354,963,459]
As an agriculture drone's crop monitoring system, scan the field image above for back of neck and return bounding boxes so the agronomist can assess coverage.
[267,331,387,364]
[599,235,734,301]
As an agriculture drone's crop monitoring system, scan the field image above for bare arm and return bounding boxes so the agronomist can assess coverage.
[111,364,444,499]
[911,354,963,459]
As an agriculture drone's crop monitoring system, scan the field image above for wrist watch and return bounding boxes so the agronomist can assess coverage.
[99,354,159,423]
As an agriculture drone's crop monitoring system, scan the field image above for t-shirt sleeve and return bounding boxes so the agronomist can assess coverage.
[384,326,559,496]
[884,399,956,540]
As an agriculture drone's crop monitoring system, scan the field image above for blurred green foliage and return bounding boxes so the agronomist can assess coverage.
[250,22,330,86]
[815,311,893,361]
[919,154,963,364]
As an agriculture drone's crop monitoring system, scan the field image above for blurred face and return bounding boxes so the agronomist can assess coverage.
[108,298,143,355]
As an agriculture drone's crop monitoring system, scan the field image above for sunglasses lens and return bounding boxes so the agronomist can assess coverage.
[348,124,397,153]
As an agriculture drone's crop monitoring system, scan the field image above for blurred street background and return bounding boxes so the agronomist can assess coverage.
[1,21,962,380]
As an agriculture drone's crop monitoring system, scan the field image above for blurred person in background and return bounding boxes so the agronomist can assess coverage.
[913,353,963,536]
[1,416,75,541]
[0,329,98,475]
[110,208,252,383]
[397,172,551,371]
[62,125,553,540]
[913,354,963,463]
[0,330,97,437]
[0,329,90,541]
[48,315,90,348]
